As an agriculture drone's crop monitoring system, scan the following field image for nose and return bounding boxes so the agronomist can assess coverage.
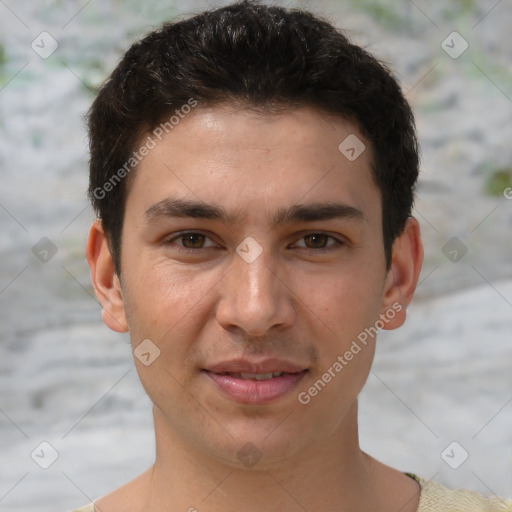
[215,248,296,337]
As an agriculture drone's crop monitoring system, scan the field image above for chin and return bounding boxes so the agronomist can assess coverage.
[202,413,309,470]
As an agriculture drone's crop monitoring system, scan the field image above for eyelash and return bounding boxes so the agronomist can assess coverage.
[164,231,344,254]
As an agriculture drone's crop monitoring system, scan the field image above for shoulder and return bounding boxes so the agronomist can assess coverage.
[408,474,512,512]
[70,505,95,512]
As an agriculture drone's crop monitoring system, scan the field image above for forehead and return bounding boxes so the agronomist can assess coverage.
[126,105,379,223]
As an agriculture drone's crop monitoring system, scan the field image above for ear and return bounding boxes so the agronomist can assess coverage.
[86,221,128,333]
[380,217,423,330]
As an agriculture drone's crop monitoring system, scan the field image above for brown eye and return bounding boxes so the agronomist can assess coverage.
[165,232,218,250]
[292,233,343,251]
[180,233,206,249]
[303,233,329,249]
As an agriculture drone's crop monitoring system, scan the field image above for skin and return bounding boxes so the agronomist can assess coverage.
[87,105,424,512]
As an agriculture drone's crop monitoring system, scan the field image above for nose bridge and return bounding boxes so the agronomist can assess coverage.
[216,245,295,336]
[240,250,277,302]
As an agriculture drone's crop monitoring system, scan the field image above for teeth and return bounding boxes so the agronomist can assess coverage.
[239,372,284,380]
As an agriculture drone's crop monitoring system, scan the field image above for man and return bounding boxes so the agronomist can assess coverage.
[77,1,511,511]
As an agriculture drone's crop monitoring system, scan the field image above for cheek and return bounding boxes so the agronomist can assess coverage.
[297,272,381,421]
[294,265,384,339]
[122,269,211,403]
[122,261,221,372]
[124,259,205,319]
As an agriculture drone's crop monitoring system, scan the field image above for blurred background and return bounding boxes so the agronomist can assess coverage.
[0,1,511,510]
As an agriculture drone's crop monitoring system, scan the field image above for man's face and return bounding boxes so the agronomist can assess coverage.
[113,105,397,466]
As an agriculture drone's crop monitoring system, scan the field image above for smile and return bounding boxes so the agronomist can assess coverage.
[218,371,284,380]
[203,369,308,405]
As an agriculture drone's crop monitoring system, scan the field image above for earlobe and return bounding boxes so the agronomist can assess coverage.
[381,217,423,330]
[86,221,129,333]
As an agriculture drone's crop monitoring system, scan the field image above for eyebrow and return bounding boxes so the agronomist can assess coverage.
[144,197,366,226]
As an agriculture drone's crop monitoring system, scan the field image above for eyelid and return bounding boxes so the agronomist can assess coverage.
[165,231,220,249]
[164,230,345,251]
[291,232,344,249]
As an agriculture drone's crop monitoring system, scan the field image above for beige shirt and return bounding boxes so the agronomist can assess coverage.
[410,474,512,511]
[71,474,512,512]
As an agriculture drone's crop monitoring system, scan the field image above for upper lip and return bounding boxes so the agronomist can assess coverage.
[204,358,307,374]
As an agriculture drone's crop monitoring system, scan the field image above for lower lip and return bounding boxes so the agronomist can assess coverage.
[204,370,307,405]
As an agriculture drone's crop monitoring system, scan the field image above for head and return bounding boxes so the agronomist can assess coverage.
[86,1,423,471]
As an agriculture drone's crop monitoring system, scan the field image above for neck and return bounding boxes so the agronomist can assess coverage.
[141,400,384,512]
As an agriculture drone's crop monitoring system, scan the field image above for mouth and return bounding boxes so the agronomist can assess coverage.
[214,371,288,380]
[202,362,308,405]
